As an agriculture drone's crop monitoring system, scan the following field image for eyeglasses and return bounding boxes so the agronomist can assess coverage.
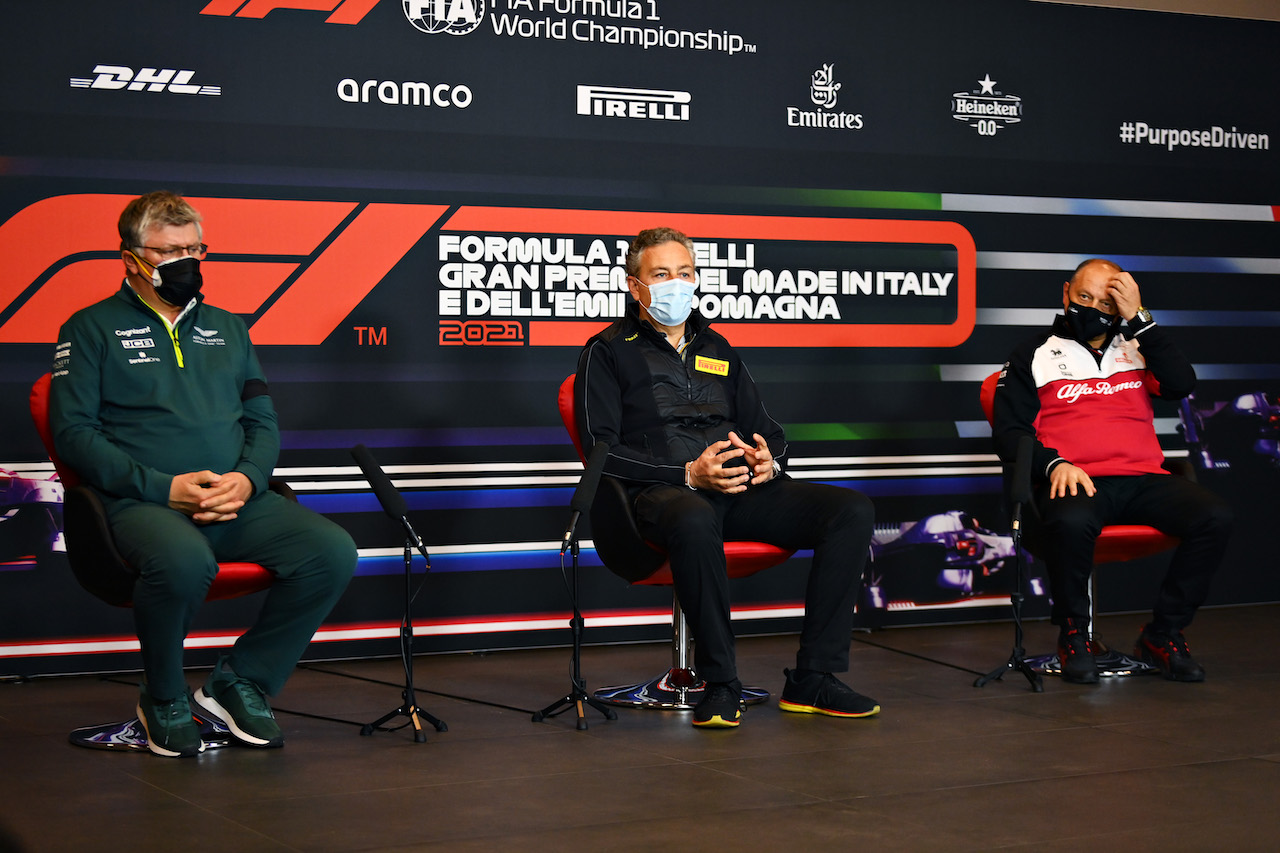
[136,243,208,261]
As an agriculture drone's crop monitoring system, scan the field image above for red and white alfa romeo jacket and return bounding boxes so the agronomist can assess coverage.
[993,314,1196,484]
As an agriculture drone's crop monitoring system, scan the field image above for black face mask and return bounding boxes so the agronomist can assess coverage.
[147,256,203,307]
[1065,301,1119,343]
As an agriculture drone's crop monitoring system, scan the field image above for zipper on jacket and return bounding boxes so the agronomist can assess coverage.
[166,324,185,368]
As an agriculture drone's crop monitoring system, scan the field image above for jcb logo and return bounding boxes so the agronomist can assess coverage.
[199,0,382,25]
[0,195,447,346]
[69,66,221,96]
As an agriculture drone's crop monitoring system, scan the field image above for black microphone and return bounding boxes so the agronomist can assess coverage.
[562,441,609,554]
[1010,434,1033,532]
[352,444,426,559]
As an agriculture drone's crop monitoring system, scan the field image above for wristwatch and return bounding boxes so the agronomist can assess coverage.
[1134,306,1154,324]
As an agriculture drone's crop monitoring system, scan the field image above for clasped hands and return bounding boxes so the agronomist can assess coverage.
[168,470,253,523]
[687,431,776,494]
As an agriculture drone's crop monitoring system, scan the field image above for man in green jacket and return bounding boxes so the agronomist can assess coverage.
[49,191,356,758]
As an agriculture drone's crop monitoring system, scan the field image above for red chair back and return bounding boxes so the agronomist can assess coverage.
[558,374,586,463]
[557,374,793,586]
[29,373,80,487]
[29,373,273,606]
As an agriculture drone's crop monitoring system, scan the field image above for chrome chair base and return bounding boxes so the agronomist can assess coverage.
[1028,637,1158,678]
[593,667,769,710]
[69,714,237,751]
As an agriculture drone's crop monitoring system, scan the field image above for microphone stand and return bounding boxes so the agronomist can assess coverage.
[532,537,617,729]
[975,435,1043,692]
[533,442,617,729]
[359,536,447,742]
[351,445,447,742]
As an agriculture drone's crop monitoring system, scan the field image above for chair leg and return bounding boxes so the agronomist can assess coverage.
[593,596,769,709]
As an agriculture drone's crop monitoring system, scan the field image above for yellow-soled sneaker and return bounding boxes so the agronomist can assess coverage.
[692,679,743,728]
[778,668,880,718]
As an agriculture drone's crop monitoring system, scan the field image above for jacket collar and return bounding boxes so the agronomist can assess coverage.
[624,300,707,343]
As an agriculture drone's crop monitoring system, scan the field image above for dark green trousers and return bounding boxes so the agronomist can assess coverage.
[105,490,356,700]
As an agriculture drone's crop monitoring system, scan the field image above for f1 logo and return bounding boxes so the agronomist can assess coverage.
[199,0,382,25]
[0,195,446,345]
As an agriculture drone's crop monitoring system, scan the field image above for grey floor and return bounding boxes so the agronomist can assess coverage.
[2,605,1279,852]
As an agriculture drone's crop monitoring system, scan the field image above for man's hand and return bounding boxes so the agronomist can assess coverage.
[169,470,253,523]
[728,431,777,486]
[687,439,750,494]
[1048,463,1096,499]
[1105,270,1143,322]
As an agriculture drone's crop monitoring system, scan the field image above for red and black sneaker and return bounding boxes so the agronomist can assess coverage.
[1135,625,1205,682]
[1058,626,1099,684]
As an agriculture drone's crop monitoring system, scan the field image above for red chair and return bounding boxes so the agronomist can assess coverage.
[558,374,794,708]
[29,373,278,748]
[980,370,1179,676]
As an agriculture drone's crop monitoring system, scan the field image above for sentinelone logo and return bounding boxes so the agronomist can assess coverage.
[576,85,689,121]
[950,74,1021,137]
[787,64,863,130]
[69,65,221,96]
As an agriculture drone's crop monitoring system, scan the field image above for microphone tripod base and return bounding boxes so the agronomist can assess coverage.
[974,653,1044,693]
[532,691,617,730]
[360,690,448,743]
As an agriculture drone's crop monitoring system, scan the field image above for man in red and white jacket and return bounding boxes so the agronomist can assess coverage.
[993,259,1232,684]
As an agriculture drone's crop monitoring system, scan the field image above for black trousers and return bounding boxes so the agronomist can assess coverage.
[1032,473,1233,633]
[633,477,874,684]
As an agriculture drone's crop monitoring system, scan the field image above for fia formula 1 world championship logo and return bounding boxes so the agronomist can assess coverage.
[404,0,485,34]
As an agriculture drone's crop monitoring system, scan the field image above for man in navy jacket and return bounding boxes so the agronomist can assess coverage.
[577,227,878,728]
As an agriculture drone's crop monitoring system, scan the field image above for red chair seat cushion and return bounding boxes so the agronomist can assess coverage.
[635,542,795,586]
[1092,525,1180,564]
[206,563,275,600]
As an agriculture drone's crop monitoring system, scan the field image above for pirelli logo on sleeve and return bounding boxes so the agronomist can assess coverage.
[695,355,730,376]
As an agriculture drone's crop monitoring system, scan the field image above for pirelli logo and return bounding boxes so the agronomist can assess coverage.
[695,355,730,376]
[576,85,691,122]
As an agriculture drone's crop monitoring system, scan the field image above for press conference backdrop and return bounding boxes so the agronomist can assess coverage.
[1,1,1276,677]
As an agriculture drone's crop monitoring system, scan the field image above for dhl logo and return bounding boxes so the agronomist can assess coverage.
[198,0,381,25]
[0,195,448,345]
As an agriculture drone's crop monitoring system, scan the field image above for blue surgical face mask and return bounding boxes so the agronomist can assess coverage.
[638,277,696,327]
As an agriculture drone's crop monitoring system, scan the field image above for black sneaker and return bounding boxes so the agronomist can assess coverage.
[778,668,880,718]
[1135,625,1205,682]
[692,679,743,728]
[193,660,284,748]
[1058,626,1099,684]
[136,687,204,758]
